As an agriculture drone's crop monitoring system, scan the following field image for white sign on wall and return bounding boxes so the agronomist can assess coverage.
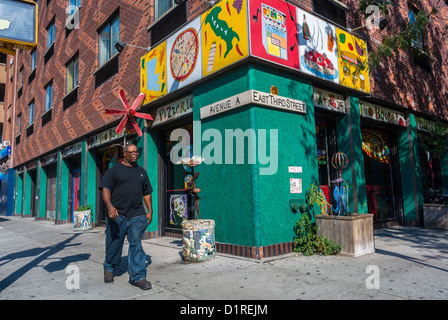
[200,90,306,119]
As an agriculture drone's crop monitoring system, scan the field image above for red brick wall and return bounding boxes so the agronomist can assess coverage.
[4,0,153,167]
[344,0,448,119]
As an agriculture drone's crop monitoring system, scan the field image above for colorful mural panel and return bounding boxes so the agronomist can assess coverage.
[249,0,299,69]
[167,17,202,93]
[140,42,167,105]
[336,28,370,93]
[296,7,339,83]
[201,0,249,77]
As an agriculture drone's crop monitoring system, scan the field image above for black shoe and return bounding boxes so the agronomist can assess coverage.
[132,279,152,290]
[104,269,114,283]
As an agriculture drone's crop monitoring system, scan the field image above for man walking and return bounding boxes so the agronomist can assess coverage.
[99,144,153,290]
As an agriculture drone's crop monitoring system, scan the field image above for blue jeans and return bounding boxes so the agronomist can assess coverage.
[104,215,148,283]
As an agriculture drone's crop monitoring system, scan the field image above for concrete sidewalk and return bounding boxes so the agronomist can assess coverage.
[0,215,447,300]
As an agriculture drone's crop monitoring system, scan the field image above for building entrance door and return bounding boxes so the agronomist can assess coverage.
[160,122,194,236]
[361,126,403,225]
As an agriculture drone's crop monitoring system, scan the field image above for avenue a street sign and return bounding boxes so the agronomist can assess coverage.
[200,90,306,119]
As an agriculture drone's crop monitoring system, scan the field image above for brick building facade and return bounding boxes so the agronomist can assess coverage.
[2,0,447,258]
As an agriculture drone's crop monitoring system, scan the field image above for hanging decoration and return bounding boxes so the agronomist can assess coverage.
[105,90,154,137]
[361,129,391,164]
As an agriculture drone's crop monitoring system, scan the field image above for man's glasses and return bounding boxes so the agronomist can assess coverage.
[125,151,139,155]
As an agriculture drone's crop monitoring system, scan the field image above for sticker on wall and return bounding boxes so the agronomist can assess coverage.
[140,42,167,105]
[336,28,370,93]
[297,8,339,83]
[167,17,202,93]
[250,0,299,70]
[290,178,302,194]
[201,0,249,77]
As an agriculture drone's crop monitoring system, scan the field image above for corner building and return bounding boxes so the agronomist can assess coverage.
[3,0,448,259]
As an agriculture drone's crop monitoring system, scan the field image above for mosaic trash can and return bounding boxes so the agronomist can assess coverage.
[181,219,215,262]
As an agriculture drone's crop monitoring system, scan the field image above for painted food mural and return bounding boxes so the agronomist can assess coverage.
[297,7,338,82]
[336,28,370,93]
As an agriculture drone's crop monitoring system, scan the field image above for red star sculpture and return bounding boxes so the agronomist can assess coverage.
[105,90,153,137]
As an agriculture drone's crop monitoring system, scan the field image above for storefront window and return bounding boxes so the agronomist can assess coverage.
[362,128,399,221]
[418,135,446,204]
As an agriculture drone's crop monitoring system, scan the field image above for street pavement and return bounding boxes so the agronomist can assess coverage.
[0,214,447,302]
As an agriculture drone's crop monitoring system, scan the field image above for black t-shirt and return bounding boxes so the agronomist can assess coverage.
[98,163,153,219]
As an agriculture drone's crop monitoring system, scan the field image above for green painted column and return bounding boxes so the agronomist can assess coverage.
[80,139,87,207]
[337,96,367,214]
[56,151,70,222]
[38,160,47,219]
[398,114,423,225]
[85,146,97,224]
[441,149,448,188]
[15,172,23,215]
[24,168,31,217]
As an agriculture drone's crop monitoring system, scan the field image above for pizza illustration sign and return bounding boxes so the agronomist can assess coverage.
[167,17,202,93]
[170,28,199,82]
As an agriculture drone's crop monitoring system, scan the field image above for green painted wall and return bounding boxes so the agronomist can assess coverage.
[193,64,318,247]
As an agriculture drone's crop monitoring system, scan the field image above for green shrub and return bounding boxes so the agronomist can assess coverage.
[293,213,342,256]
[76,205,92,212]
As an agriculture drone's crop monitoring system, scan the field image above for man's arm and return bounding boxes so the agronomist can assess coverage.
[144,194,153,225]
[102,188,118,220]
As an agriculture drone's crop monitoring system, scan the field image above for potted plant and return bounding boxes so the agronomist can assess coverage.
[74,205,93,231]
[313,152,375,257]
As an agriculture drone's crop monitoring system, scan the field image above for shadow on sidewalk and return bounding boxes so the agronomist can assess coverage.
[0,233,91,292]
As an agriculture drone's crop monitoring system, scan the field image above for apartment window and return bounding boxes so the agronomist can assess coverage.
[18,66,23,88]
[46,19,55,50]
[98,14,119,67]
[45,18,56,63]
[45,81,53,112]
[29,100,35,125]
[150,1,187,47]
[18,66,23,98]
[66,0,81,35]
[31,49,37,70]
[64,54,79,109]
[313,0,347,28]
[69,0,81,14]
[27,100,35,136]
[29,49,37,83]
[66,54,79,93]
[17,113,22,136]
[409,6,431,71]
[95,12,120,87]
[156,0,174,19]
